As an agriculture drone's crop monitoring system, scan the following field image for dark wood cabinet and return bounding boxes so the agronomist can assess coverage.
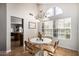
[11,32,23,46]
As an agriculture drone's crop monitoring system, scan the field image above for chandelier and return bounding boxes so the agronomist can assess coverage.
[29,10,46,22]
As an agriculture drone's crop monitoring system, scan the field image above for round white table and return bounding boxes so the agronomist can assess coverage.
[30,37,52,56]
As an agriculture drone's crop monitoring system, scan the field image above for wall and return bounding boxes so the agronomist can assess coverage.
[77,4,79,51]
[6,3,38,51]
[39,3,78,51]
[0,4,6,51]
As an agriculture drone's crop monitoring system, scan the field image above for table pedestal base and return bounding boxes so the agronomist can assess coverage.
[35,50,44,56]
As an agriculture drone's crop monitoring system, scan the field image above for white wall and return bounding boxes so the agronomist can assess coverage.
[0,3,6,51]
[39,3,78,51]
[6,3,38,51]
[77,4,79,51]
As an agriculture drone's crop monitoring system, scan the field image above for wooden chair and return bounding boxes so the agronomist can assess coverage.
[24,38,40,55]
[43,40,59,56]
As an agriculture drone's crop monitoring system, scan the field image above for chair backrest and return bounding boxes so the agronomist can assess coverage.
[28,38,31,43]
[53,40,59,49]
[25,41,28,46]
[25,38,31,47]
[28,38,33,46]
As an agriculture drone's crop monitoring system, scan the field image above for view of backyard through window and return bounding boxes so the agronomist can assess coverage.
[43,17,71,40]
[42,7,71,40]
[54,17,71,40]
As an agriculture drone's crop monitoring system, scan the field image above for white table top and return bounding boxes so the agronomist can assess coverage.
[30,37,52,45]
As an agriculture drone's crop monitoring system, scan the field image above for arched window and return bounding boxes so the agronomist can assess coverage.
[45,8,54,17]
[45,7,63,17]
[55,7,63,15]
[43,7,71,40]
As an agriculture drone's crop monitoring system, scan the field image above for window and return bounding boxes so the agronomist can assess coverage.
[45,7,63,18]
[45,8,54,17]
[43,17,71,40]
[55,7,63,15]
[42,7,71,40]
[43,20,53,37]
[54,17,71,40]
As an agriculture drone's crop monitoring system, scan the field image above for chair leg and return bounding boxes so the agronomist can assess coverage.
[48,52,54,56]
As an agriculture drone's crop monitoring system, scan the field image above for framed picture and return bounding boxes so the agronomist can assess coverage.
[28,22,36,29]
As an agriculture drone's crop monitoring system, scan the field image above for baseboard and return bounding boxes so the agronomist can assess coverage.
[0,51,6,55]
[0,50,11,55]
[58,46,78,52]
[78,50,79,55]
[6,49,11,54]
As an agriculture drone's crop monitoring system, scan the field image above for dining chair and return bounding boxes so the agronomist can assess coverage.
[24,38,40,55]
[43,40,59,56]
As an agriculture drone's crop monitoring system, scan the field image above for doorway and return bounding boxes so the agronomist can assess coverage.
[11,16,24,50]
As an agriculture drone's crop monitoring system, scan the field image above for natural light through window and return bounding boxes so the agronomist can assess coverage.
[54,17,71,40]
[45,8,54,17]
[55,7,63,15]
[45,7,63,17]
[43,17,71,40]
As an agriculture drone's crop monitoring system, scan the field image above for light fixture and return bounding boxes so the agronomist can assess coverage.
[29,10,46,22]
[35,10,45,20]
[29,13,33,16]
